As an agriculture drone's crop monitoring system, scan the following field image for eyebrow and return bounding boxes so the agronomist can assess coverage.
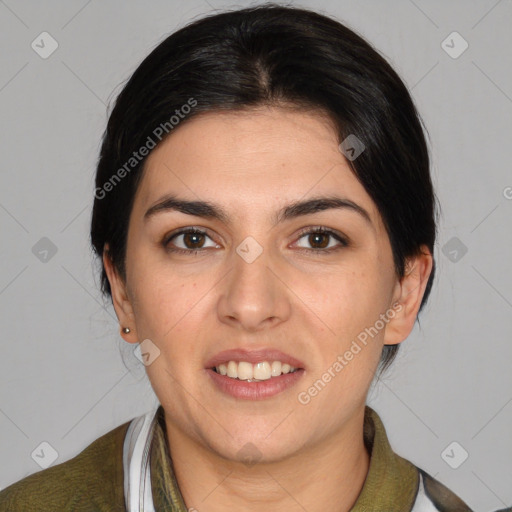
[143,194,373,227]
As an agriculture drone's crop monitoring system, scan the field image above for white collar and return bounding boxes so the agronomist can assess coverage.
[123,407,159,511]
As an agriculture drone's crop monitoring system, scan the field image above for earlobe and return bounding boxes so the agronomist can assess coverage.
[383,246,433,346]
[102,244,138,343]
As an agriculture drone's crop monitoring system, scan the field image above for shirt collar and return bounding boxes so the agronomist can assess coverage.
[149,404,419,511]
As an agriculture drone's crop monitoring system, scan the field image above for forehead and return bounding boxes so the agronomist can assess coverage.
[133,107,381,228]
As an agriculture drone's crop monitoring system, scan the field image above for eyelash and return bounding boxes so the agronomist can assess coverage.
[162,226,349,256]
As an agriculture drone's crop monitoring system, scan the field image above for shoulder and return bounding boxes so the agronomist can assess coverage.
[0,419,132,511]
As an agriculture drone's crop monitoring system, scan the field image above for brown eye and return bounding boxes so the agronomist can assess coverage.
[163,228,218,253]
[295,227,348,252]
[308,232,330,249]
[182,231,206,249]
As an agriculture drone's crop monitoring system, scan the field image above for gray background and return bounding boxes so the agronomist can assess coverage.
[0,1,511,510]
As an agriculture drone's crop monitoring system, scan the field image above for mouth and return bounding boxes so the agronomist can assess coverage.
[205,349,305,399]
[211,360,300,382]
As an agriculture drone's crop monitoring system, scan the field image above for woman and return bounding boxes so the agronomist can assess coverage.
[0,3,481,511]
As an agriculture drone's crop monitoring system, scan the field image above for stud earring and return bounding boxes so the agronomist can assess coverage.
[122,327,131,334]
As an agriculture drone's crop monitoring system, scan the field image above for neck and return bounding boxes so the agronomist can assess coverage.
[164,407,371,512]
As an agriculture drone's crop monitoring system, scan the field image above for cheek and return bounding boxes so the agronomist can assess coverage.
[129,259,198,331]
[295,263,391,385]
[299,265,385,333]
[129,267,211,364]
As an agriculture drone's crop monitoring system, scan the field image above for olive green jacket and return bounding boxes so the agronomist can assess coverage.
[0,405,475,511]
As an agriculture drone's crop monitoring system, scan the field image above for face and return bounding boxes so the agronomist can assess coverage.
[104,106,431,463]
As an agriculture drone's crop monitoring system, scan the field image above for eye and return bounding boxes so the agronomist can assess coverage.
[163,228,219,254]
[294,227,349,253]
[162,226,348,255]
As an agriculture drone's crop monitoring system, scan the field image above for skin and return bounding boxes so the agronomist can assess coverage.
[103,106,433,512]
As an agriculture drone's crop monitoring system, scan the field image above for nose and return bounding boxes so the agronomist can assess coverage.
[216,244,292,332]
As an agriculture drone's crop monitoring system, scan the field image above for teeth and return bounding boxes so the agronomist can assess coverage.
[253,361,271,380]
[238,361,253,380]
[227,361,237,378]
[271,361,282,377]
[214,360,299,380]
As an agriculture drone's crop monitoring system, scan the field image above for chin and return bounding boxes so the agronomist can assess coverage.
[204,425,307,465]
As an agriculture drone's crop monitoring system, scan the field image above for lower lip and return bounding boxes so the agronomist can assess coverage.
[206,368,305,400]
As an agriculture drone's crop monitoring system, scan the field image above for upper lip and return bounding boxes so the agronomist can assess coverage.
[205,348,305,369]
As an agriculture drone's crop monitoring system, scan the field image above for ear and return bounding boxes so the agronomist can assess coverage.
[383,245,433,346]
[103,244,138,343]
